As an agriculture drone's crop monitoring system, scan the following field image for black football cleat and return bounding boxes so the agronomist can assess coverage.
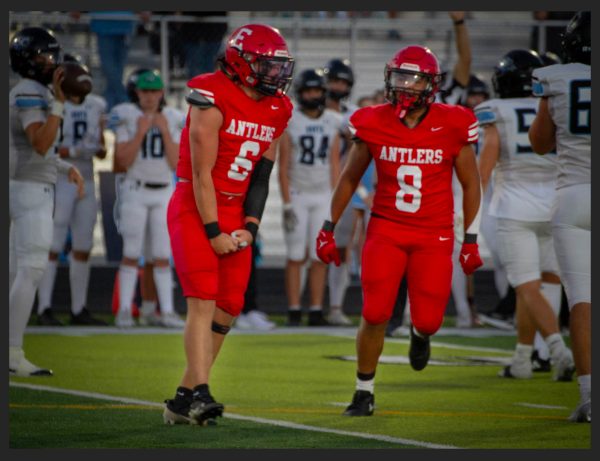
[163,397,193,425]
[308,310,330,326]
[188,392,224,425]
[37,309,64,326]
[343,390,374,416]
[287,310,302,327]
[409,327,430,371]
[70,307,108,326]
[531,350,551,373]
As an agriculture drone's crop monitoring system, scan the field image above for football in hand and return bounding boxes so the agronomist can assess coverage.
[61,62,92,100]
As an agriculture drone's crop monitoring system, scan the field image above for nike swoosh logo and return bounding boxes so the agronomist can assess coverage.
[431,127,443,131]
[318,240,327,249]
[368,403,374,412]
[177,392,185,397]
[271,105,279,110]
[461,254,470,263]
[439,236,451,241]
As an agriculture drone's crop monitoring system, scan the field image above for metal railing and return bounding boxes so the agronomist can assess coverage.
[9,11,567,102]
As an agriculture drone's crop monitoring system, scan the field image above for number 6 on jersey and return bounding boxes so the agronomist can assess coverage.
[228,140,261,181]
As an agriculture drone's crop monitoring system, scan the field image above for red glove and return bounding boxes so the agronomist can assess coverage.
[316,226,340,266]
[459,242,483,275]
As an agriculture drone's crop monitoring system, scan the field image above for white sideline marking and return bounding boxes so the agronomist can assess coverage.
[383,338,512,355]
[10,382,458,449]
[329,402,348,407]
[515,402,568,410]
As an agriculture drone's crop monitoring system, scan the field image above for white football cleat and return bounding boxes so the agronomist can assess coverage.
[552,348,576,382]
[235,311,275,331]
[9,347,53,377]
[327,309,353,326]
[569,399,591,423]
[138,311,163,327]
[115,310,135,329]
[160,312,186,329]
[498,355,532,379]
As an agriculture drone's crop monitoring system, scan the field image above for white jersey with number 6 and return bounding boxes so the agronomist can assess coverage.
[532,63,591,189]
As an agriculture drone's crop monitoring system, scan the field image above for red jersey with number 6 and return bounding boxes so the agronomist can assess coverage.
[176,70,293,195]
[349,102,478,230]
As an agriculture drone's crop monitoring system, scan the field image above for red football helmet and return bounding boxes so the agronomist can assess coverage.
[223,24,294,97]
[384,45,443,119]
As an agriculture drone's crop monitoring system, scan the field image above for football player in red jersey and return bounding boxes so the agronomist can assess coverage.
[317,45,483,416]
[163,24,294,425]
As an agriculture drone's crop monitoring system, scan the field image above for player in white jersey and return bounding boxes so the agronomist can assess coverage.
[476,49,574,383]
[322,58,359,325]
[460,76,517,331]
[9,27,84,376]
[110,70,185,328]
[279,69,341,326]
[529,11,591,423]
[109,68,163,326]
[36,57,108,326]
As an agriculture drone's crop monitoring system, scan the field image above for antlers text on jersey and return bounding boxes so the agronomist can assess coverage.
[378,146,444,164]
[224,118,276,143]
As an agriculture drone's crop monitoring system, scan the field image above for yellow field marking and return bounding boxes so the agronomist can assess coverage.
[9,402,565,421]
[232,407,567,421]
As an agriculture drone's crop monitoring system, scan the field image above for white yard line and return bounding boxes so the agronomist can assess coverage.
[515,402,568,410]
[382,338,512,355]
[10,381,459,449]
[25,325,514,355]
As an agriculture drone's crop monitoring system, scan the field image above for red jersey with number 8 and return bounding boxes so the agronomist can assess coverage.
[176,71,293,194]
[349,103,478,230]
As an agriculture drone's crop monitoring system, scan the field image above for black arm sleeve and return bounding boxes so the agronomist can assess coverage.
[244,157,274,221]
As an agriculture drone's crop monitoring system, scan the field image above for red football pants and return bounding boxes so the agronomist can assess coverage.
[361,215,454,335]
[167,181,251,317]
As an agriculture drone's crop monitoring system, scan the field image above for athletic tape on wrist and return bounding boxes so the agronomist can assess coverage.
[50,101,64,117]
[68,146,80,159]
[356,185,369,200]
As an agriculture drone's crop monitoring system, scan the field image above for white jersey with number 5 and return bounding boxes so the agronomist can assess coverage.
[475,97,558,222]
[532,63,591,189]
[110,103,185,183]
[286,107,342,193]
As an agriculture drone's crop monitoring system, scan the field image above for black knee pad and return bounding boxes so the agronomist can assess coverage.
[211,321,231,335]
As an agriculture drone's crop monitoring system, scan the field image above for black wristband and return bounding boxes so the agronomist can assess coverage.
[204,221,221,239]
[453,19,465,25]
[322,220,336,232]
[464,233,477,244]
[245,221,259,241]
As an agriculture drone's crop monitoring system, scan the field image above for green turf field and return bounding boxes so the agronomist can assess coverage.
[9,327,590,449]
